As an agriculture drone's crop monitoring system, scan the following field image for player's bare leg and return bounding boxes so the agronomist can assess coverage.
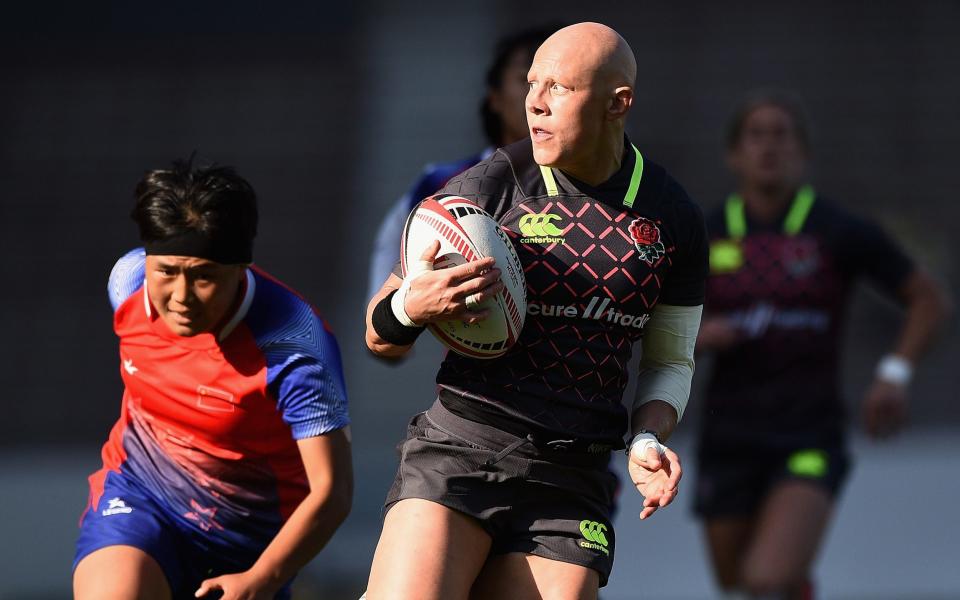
[365,498,492,600]
[740,480,833,599]
[703,516,755,592]
[73,545,171,600]
[470,553,599,600]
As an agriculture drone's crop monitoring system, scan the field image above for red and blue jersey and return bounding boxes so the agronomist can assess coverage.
[86,248,349,550]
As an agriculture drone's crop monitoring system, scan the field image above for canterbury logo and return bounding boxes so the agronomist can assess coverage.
[518,213,565,241]
[579,520,609,546]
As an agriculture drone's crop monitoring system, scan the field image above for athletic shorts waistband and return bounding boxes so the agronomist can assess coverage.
[426,399,612,468]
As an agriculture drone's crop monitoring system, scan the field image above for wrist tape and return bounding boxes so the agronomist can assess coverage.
[391,259,434,327]
[628,432,666,460]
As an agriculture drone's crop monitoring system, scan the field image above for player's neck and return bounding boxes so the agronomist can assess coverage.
[209,277,247,339]
[740,183,796,224]
[563,132,624,186]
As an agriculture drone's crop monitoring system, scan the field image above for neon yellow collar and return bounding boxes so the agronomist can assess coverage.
[539,145,644,208]
[725,185,815,239]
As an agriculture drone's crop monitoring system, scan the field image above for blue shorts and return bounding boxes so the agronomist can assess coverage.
[74,471,292,599]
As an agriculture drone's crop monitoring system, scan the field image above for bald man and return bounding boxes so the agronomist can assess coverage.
[363,23,707,599]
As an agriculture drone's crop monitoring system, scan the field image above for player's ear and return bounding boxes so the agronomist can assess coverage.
[607,86,633,120]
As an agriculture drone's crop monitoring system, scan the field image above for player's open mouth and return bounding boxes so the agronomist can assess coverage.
[531,127,552,141]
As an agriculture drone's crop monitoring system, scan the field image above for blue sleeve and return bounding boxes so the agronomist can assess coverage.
[108,247,146,311]
[270,324,350,440]
[249,283,350,439]
[369,194,413,298]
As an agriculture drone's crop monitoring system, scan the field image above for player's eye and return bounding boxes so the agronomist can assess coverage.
[551,82,568,94]
[157,268,176,277]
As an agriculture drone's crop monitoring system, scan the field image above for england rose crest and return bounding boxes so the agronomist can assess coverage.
[628,217,665,264]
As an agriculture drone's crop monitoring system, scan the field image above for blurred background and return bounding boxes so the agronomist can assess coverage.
[1,1,958,598]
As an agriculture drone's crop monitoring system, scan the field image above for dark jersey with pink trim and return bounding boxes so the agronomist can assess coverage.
[700,196,913,449]
[432,138,708,444]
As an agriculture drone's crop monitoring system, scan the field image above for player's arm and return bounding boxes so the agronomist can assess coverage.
[627,303,702,519]
[863,267,952,437]
[196,429,353,598]
[840,215,954,437]
[364,240,502,358]
[627,189,707,519]
[887,268,952,364]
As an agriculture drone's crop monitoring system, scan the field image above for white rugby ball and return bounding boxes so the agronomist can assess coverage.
[401,194,526,359]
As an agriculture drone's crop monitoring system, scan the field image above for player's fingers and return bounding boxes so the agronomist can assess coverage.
[418,240,441,262]
[663,448,683,488]
[447,256,497,281]
[659,487,678,507]
[194,578,221,598]
[639,505,658,520]
[644,447,661,470]
[454,271,503,298]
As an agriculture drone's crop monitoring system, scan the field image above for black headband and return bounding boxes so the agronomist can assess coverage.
[143,229,252,264]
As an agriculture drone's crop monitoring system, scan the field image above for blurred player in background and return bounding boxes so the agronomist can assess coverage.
[363,23,706,599]
[367,25,557,298]
[73,159,353,600]
[693,91,952,599]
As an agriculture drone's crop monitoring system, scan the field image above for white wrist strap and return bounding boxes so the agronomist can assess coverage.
[876,354,913,386]
[628,432,666,460]
[392,259,434,327]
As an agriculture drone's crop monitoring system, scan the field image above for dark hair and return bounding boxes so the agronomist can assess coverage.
[131,157,258,259]
[725,90,811,150]
[480,24,562,146]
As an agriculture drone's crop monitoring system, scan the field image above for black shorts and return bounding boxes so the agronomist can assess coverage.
[384,400,618,586]
[692,441,851,519]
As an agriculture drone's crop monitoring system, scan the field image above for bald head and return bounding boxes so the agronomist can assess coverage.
[538,22,636,90]
[526,22,637,184]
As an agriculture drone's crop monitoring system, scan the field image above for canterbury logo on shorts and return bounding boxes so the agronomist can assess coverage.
[579,519,610,555]
[519,213,565,244]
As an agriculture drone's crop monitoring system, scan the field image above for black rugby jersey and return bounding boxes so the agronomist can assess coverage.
[701,187,914,449]
[432,137,707,444]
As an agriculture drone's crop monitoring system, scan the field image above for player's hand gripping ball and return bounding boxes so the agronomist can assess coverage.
[401,195,526,358]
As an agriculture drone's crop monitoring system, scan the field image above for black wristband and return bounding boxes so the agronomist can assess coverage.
[372,290,426,346]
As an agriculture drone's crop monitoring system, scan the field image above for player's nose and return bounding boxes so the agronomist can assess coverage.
[170,274,192,304]
[526,88,548,116]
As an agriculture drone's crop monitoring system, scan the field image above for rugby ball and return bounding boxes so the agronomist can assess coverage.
[401,194,526,359]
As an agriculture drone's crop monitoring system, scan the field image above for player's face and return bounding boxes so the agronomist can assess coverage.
[145,255,246,337]
[526,47,607,174]
[728,104,806,190]
[488,49,534,146]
